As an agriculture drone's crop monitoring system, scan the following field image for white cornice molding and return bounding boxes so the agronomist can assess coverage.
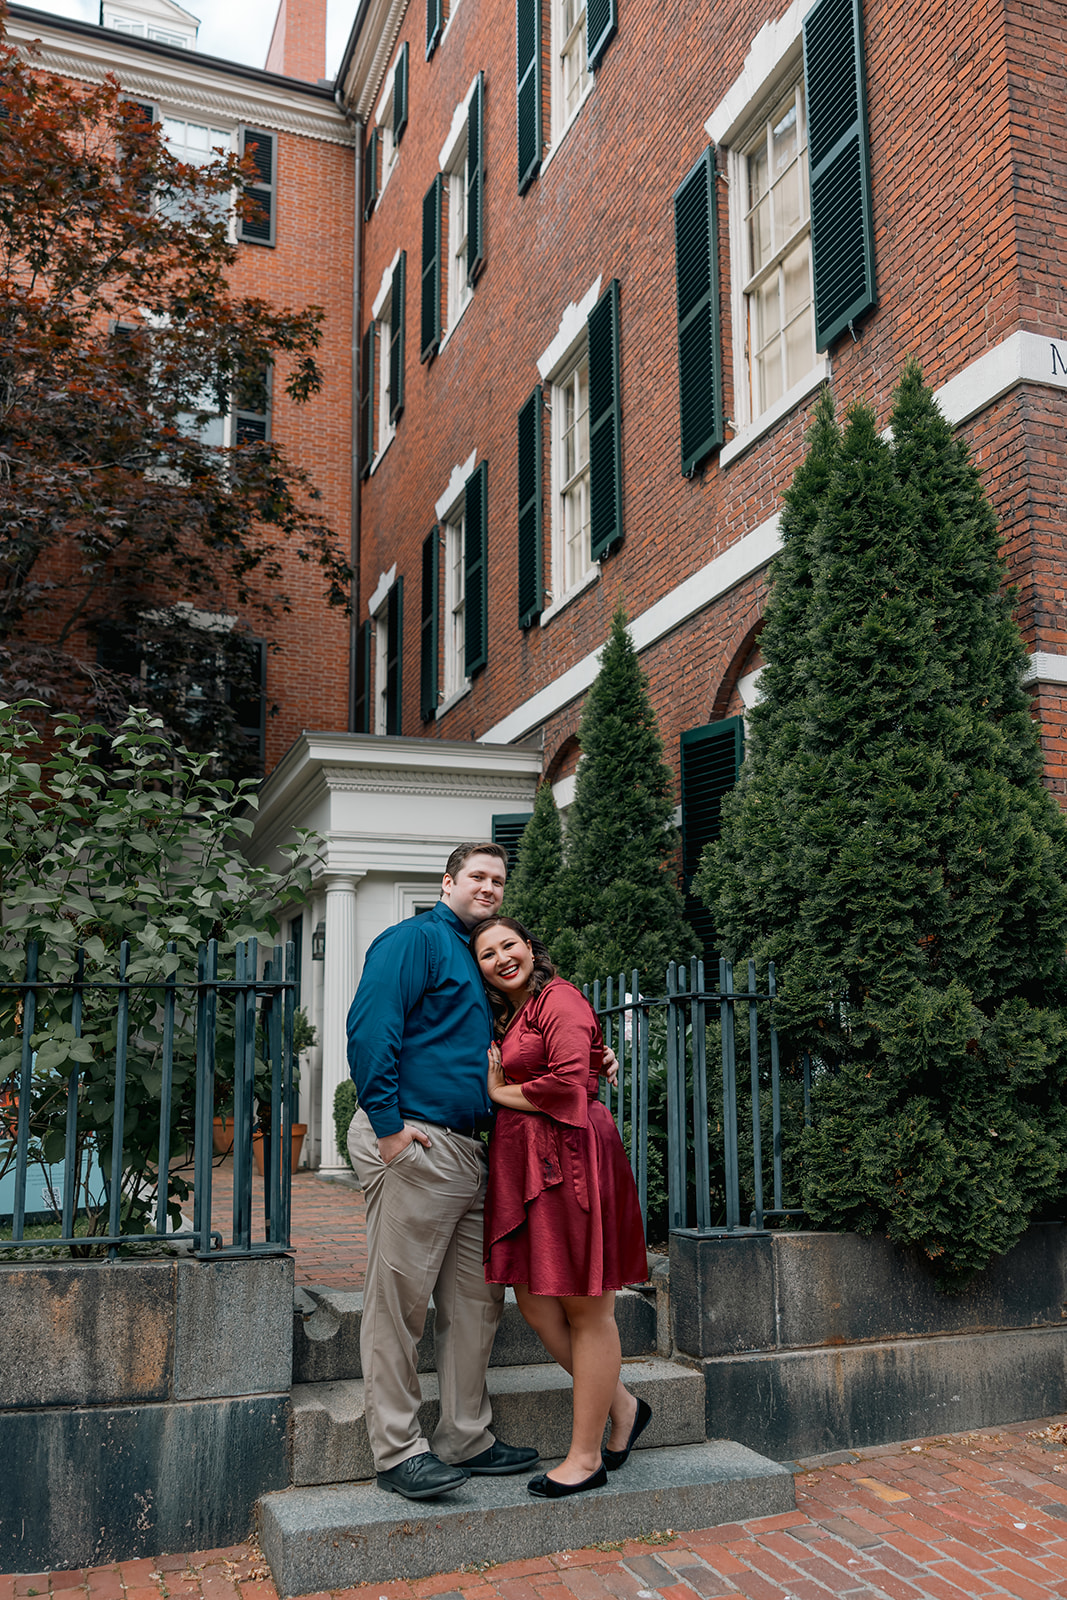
[1023,652,1067,689]
[338,0,409,124]
[321,767,537,800]
[8,19,354,146]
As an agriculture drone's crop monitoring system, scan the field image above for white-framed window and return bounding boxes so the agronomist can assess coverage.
[445,136,473,332]
[370,254,403,462]
[552,0,590,145]
[442,511,466,702]
[551,347,592,599]
[729,78,816,426]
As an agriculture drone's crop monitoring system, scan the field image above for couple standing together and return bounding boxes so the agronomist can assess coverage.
[345,841,649,1502]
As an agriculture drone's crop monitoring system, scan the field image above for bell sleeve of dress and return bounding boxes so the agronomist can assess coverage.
[517,981,598,1128]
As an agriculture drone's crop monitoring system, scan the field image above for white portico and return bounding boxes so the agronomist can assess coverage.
[246,732,541,1173]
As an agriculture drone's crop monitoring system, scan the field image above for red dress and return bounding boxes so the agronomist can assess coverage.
[484,977,649,1296]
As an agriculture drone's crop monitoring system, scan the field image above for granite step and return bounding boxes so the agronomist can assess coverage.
[258,1440,796,1595]
[290,1355,705,1487]
[292,1283,660,1385]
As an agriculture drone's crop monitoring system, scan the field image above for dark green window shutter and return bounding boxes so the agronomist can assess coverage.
[394,41,409,146]
[426,0,443,58]
[237,127,276,246]
[228,636,267,772]
[464,460,488,676]
[360,322,375,477]
[420,528,440,721]
[587,278,622,562]
[363,127,379,220]
[467,72,485,284]
[674,147,723,476]
[492,813,533,871]
[516,0,542,192]
[803,0,876,350]
[680,716,744,957]
[517,385,543,628]
[586,0,617,70]
[421,174,443,361]
[389,250,406,425]
[353,619,372,733]
[386,578,404,735]
[234,362,272,445]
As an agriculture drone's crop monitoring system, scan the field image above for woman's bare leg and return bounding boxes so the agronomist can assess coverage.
[514,1284,638,1456]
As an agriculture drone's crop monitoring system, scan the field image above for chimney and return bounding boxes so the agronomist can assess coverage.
[265,0,327,83]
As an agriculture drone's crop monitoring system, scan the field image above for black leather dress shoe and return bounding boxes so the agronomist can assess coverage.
[458,1438,540,1475]
[377,1452,470,1499]
[528,1464,607,1498]
[602,1396,652,1470]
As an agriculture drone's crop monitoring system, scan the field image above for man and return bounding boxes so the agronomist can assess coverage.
[346,842,538,1501]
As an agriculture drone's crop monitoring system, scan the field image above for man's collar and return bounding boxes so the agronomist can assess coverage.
[433,899,470,938]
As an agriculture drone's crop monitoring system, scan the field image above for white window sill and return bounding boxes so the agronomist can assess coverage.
[377,154,398,207]
[436,681,472,719]
[719,358,830,468]
[540,564,599,626]
[439,291,473,353]
[369,429,396,475]
[540,80,595,179]
[440,0,464,50]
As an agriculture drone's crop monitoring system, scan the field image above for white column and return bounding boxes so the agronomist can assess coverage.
[318,873,363,1174]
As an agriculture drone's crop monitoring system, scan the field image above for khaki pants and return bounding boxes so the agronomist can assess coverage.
[348,1107,505,1472]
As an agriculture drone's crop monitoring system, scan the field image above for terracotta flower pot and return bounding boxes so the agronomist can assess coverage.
[252,1122,307,1175]
[212,1116,234,1155]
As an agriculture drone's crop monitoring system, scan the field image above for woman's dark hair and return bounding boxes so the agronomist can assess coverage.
[468,914,556,1033]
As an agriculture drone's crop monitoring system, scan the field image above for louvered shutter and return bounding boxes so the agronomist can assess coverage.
[353,620,372,733]
[674,146,723,476]
[394,41,409,146]
[587,279,622,562]
[421,175,443,361]
[517,385,543,628]
[426,0,443,58]
[586,0,617,70]
[389,251,406,424]
[360,323,375,476]
[464,460,488,676]
[420,528,440,721]
[234,363,271,445]
[803,0,876,349]
[363,127,379,220]
[516,0,542,192]
[386,579,404,735]
[467,72,485,284]
[237,127,276,246]
[492,813,534,871]
[680,717,744,957]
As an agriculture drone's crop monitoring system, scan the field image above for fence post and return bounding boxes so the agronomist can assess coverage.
[768,961,783,1214]
[194,940,218,1255]
[106,941,131,1256]
[154,942,178,1240]
[12,940,38,1242]
[665,962,687,1231]
[61,946,84,1239]
[719,957,740,1231]
[748,957,764,1229]
[691,957,711,1231]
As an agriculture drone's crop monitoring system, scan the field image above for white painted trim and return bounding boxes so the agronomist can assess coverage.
[705,0,816,146]
[439,73,481,172]
[552,773,577,810]
[368,429,394,475]
[1023,652,1067,689]
[367,563,397,618]
[934,331,1067,426]
[539,77,595,179]
[437,682,473,719]
[721,360,830,467]
[435,450,478,521]
[537,278,602,381]
[540,564,599,627]
[439,0,465,51]
[738,667,764,708]
[371,249,402,321]
[374,57,397,127]
[481,515,783,744]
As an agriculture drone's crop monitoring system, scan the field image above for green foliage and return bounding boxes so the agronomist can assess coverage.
[0,700,319,1248]
[502,780,565,938]
[333,1078,359,1174]
[696,363,1067,1284]
[548,607,698,991]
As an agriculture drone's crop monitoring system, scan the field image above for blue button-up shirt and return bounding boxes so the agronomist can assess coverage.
[346,899,494,1137]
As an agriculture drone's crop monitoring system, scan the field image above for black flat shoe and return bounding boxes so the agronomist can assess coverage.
[377,1452,469,1499]
[602,1396,652,1471]
[528,1464,607,1498]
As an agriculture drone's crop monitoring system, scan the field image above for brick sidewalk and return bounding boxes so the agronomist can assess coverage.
[204,1161,368,1290]
[6,1417,1066,1599]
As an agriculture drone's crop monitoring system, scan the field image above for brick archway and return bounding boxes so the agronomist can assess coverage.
[708,607,765,723]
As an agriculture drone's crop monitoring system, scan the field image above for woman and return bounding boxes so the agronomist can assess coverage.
[470,914,652,1498]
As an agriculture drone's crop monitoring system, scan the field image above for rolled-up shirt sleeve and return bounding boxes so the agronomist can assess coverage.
[518,985,597,1128]
[346,922,434,1137]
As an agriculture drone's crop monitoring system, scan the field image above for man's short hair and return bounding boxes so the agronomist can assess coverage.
[444,841,508,879]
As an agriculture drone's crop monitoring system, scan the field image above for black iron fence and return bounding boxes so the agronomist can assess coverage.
[588,958,812,1237]
[0,938,295,1259]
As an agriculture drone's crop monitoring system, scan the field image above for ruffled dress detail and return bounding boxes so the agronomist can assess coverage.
[484,977,648,1296]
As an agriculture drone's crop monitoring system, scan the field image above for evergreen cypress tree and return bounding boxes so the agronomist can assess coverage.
[552,606,698,990]
[697,362,1067,1283]
[502,780,566,942]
